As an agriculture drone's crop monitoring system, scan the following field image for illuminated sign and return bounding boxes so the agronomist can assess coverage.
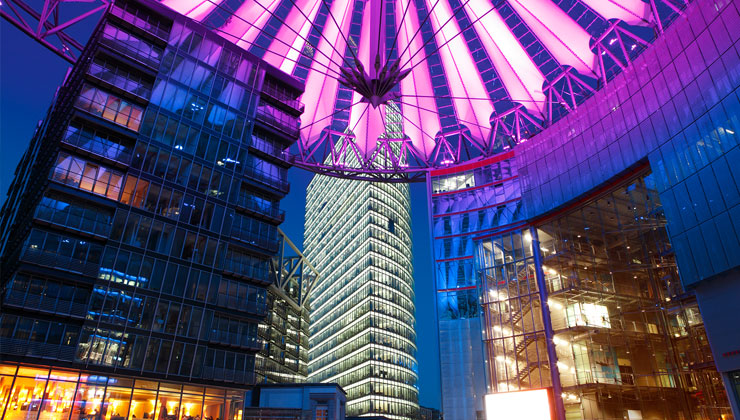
[485,388,553,420]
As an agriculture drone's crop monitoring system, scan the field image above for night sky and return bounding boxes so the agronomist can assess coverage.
[0,21,441,410]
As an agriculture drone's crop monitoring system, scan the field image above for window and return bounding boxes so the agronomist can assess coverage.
[76,326,130,367]
[315,405,328,420]
[51,152,124,200]
[63,120,135,164]
[76,84,143,131]
[35,192,113,237]
[101,23,163,67]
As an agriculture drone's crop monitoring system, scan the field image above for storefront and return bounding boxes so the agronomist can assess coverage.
[0,363,246,420]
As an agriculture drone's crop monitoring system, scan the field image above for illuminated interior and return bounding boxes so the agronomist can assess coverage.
[0,364,245,420]
[476,171,733,420]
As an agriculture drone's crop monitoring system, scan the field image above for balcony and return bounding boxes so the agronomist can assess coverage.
[1,338,76,361]
[216,295,268,316]
[109,5,170,41]
[222,258,271,284]
[260,83,305,115]
[21,249,100,277]
[34,205,112,239]
[249,134,290,162]
[243,165,290,193]
[231,231,279,253]
[233,195,285,222]
[4,290,87,319]
[62,127,134,166]
[100,30,162,70]
[87,61,152,101]
[210,332,262,350]
[255,108,300,139]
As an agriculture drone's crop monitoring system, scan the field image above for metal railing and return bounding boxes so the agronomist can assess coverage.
[1,338,76,361]
[63,128,134,165]
[249,134,289,160]
[4,290,87,318]
[109,5,170,40]
[255,108,300,138]
[260,83,304,113]
[88,61,152,100]
[21,249,100,277]
[233,194,285,221]
[243,164,290,193]
[35,204,112,238]
[100,31,162,70]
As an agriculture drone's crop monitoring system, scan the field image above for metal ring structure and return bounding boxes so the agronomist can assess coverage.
[163,0,687,181]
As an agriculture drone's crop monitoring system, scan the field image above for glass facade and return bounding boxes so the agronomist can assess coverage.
[0,0,303,404]
[428,153,523,420]
[255,230,315,384]
[475,171,732,420]
[305,176,419,420]
[0,362,245,420]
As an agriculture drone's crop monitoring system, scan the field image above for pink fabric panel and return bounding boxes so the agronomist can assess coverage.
[396,0,439,158]
[186,0,225,21]
[424,0,492,143]
[161,0,224,22]
[580,0,653,26]
[217,1,259,42]
[464,0,545,116]
[300,0,356,147]
[237,0,282,49]
[216,0,282,50]
[262,0,323,74]
[349,4,386,154]
[160,0,202,15]
[507,0,598,77]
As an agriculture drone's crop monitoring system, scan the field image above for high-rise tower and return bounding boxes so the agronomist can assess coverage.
[0,0,303,417]
[305,176,419,420]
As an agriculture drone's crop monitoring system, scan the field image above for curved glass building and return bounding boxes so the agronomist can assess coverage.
[305,176,419,420]
[426,1,740,419]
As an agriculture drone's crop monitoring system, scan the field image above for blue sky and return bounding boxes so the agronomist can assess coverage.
[0,21,441,409]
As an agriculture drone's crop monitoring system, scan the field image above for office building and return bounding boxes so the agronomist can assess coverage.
[304,176,419,420]
[256,229,316,384]
[0,0,304,418]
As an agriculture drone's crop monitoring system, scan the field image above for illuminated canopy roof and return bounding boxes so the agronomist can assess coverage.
[162,0,687,181]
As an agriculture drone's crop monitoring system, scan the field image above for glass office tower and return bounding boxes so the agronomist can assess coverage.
[305,176,419,420]
[0,0,303,418]
[256,229,316,384]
